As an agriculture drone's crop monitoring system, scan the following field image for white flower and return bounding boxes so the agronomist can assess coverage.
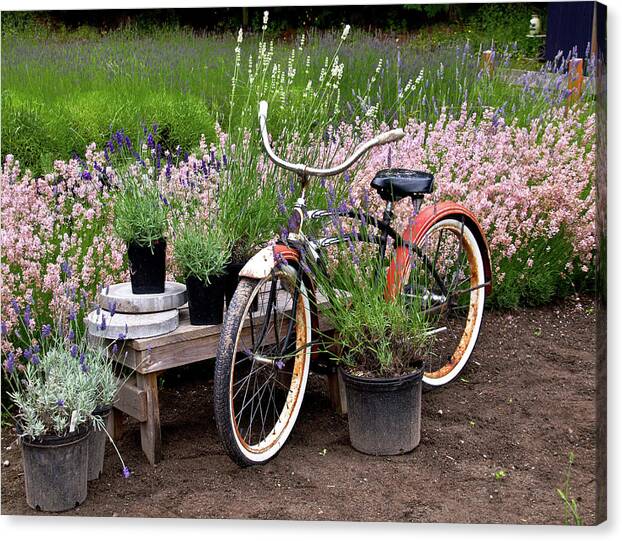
[341,24,351,41]
[237,28,244,44]
[263,10,269,25]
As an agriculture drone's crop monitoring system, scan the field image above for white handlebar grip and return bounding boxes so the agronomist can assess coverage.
[376,128,405,145]
[259,100,269,119]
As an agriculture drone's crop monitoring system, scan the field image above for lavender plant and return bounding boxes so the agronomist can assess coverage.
[173,220,232,284]
[113,176,169,249]
[2,298,130,477]
[306,214,432,377]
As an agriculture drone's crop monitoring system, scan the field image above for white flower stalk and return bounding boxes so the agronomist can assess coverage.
[415,68,424,85]
[370,58,383,84]
[263,10,269,26]
[237,28,244,44]
[341,24,351,41]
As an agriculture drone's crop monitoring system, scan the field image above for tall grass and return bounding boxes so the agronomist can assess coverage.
[2,25,594,176]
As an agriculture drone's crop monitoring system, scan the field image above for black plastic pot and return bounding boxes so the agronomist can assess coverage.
[340,362,424,456]
[87,405,112,481]
[19,425,90,512]
[127,238,166,294]
[186,275,226,325]
[225,262,258,312]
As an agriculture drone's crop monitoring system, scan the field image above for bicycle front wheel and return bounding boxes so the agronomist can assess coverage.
[213,266,312,466]
[395,216,486,388]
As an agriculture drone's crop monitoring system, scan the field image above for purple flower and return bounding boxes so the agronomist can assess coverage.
[5,352,15,374]
[56,399,65,407]
[275,360,285,370]
[1,321,7,336]
[287,212,301,233]
[80,362,89,373]
[70,344,78,358]
[23,348,32,361]
[277,194,287,215]
[117,332,126,340]
[41,324,52,338]
[147,133,155,149]
[60,261,72,278]
[10,299,20,314]
[68,329,75,341]
[82,171,92,181]
[68,307,77,322]
[111,343,119,355]
[23,305,31,326]
[122,466,131,479]
[99,315,107,331]
[108,302,117,317]
[31,354,40,365]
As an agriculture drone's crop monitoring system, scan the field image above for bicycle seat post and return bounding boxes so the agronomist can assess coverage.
[411,196,423,216]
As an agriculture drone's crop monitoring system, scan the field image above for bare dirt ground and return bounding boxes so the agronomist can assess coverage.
[1,294,599,524]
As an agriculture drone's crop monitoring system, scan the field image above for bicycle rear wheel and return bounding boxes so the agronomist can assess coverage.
[213,265,312,466]
[392,216,486,388]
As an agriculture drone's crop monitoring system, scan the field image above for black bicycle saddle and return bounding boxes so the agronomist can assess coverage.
[370,168,434,202]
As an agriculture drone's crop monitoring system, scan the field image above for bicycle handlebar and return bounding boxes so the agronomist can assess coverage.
[258,100,405,178]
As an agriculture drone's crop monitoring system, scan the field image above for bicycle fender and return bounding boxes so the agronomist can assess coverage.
[239,244,301,280]
[388,201,492,297]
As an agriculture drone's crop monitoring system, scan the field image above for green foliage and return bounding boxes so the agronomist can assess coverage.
[309,231,432,377]
[173,221,231,284]
[556,451,583,526]
[113,178,168,248]
[2,16,593,176]
[466,2,546,58]
[489,231,577,309]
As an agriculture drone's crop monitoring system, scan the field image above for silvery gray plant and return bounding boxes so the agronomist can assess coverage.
[4,294,132,478]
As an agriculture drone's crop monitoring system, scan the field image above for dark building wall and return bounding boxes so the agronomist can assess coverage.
[545,1,606,63]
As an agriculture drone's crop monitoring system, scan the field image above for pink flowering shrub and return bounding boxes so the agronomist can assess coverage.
[344,103,595,307]
[1,150,126,350]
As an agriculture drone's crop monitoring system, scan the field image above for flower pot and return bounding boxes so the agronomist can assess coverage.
[127,239,166,294]
[340,362,424,456]
[87,405,112,481]
[186,275,226,325]
[19,425,90,512]
[225,262,258,312]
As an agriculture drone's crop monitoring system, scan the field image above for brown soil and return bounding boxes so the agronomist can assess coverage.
[1,295,599,524]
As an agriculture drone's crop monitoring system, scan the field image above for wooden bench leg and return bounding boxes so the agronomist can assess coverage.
[136,372,162,465]
[108,408,125,440]
[326,368,348,415]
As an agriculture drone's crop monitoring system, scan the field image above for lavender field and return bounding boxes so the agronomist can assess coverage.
[2,23,594,176]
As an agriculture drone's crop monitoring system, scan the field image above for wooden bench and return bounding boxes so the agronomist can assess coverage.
[107,305,346,465]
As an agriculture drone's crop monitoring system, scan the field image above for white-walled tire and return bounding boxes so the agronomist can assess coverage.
[213,270,312,466]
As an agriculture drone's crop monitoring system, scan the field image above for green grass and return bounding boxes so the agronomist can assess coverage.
[2,24,594,176]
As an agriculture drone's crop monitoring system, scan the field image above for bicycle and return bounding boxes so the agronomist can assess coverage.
[213,101,492,466]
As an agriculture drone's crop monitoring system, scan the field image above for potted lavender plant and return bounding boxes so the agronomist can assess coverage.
[113,177,169,294]
[310,229,431,456]
[173,220,231,325]
[4,305,131,511]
